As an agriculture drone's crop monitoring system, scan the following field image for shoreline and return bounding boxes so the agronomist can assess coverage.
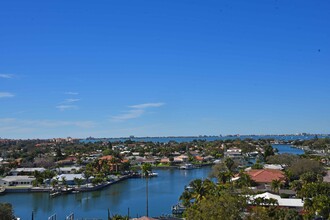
[0,165,214,195]
[1,174,134,194]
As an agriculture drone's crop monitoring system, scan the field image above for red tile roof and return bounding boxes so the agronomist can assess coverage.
[195,156,204,161]
[246,169,285,183]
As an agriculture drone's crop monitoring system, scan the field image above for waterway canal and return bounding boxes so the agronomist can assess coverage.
[0,167,212,219]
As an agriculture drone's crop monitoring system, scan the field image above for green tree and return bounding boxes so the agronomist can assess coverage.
[184,191,246,220]
[73,178,84,188]
[61,176,68,189]
[224,157,236,172]
[271,179,281,194]
[263,145,275,159]
[311,195,330,219]
[300,172,317,184]
[288,158,324,179]
[246,206,270,220]
[179,179,216,206]
[289,180,302,193]
[236,171,254,188]
[209,162,233,184]
[0,203,14,220]
[109,214,129,220]
[266,154,298,167]
[51,178,58,189]
[83,163,94,187]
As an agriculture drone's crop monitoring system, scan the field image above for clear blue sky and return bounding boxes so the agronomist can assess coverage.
[1,0,329,139]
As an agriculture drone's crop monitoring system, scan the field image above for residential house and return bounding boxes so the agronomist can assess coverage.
[263,164,284,170]
[0,175,36,187]
[55,166,82,174]
[174,155,188,163]
[245,169,286,189]
[99,155,128,172]
[160,158,170,164]
[194,155,204,162]
[9,167,46,176]
[53,174,85,186]
[249,192,303,210]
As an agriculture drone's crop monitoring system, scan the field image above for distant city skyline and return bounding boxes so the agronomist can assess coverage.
[1,1,330,139]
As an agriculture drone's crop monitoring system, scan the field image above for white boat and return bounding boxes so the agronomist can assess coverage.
[141,171,158,177]
[49,191,61,198]
[179,163,194,170]
[172,203,186,215]
[149,172,158,177]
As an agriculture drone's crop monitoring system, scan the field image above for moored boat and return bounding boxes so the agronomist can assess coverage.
[172,203,186,215]
[179,163,194,170]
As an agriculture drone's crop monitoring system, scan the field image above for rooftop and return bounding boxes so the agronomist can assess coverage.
[246,169,285,183]
[11,168,46,173]
[250,192,303,208]
[1,175,35,182]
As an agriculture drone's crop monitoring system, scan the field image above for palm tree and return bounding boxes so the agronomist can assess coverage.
[51,178,58,189]
[141,163,152,217]
[209,160,236,185]
[61,176,68,189]
[289,180,302,195]
[83,163,94,187]
[179,189,192,207]
[271,179,281,194]
[189,179,208,203]
[236,171,253,188]
[110,157,121,173]
[179,179,215,206]
[74,178,84,189]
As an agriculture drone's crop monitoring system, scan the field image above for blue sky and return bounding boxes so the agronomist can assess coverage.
[1,0,329,139]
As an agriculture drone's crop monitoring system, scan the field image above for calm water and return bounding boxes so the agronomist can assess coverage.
[0,167,211,219]
[82,135,328,143]
[272,144,304,155]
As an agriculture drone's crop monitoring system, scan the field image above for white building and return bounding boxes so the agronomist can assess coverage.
[55,166,82,174]
[249,192,304,209]
[53,174,85,185]
[10,167,46,176]
[0,176,36,187]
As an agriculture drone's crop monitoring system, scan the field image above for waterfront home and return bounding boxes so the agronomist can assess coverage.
[9,167,46,176]
[160,157,170,164]
[194,155,204,162]
[141,157,157,165]
[245,169,285,187]
[248,192,303,210]
[99,155,129,172]
[132,152,140,156]
[174,155,188,163]
[53,174,85,186]
[132,156,157,165]
[55,166,82,174]
[225,147,242,158]
[203,155,214,162]
[0,175,35,187]
[263,164,284,170]
[225,147,247,167]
